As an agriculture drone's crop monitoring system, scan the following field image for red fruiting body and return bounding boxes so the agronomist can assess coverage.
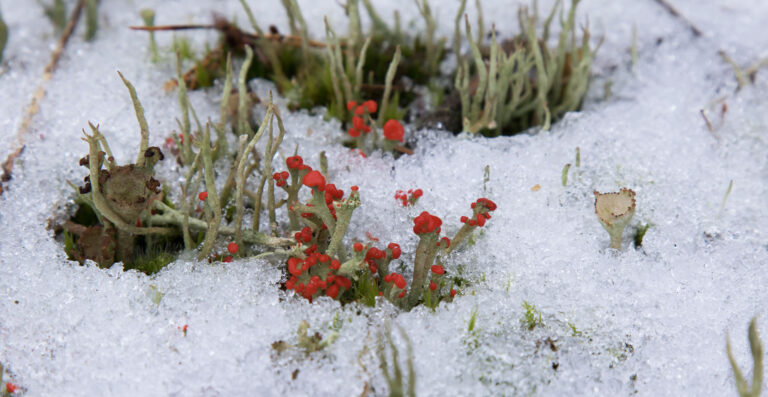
[369,263,378,273]
[223,256,233,263]
[335,276,352,289]
[398,290,406,298]
[354,242,364,252]
[352,116,366,130]
[394,275,406,289]
[198,191,208,201]
[348,127,361,138]
[273,171,288,187]
[441,237,451,248]
[288,257,304,276]
[460,215,469,223]
[330,259,341,270]
[286,155,304,169]
[294,226,313,243]
[450,289,457,297]
[412,189,423,198]
[326,284,340,299]
[365,247,386,261]
[227,242,239,254]
[383,119,404,142]
[346,101,358,111]
[413,211,442,234]
[302,170,326,191]
[354,105,365,115]
[6,383,18,393]
[431,265,445,275]
[387,242,401,259]
[476,198,497,211]
[324,184,344,204]
[429,281,437,291]
[363,100,377,113]
[351,185,359,191]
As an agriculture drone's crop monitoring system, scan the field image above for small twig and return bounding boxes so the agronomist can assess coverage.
[652,0,702,37]
[700,109,714,132]
[1,0,87,192]
[393,145,414,155]
[130,23,329,48]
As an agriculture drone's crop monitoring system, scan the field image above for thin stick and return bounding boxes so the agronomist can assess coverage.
[1,0,87,191]
[700,109,714,132]
[652,0,702,37]
[130,24,329,48]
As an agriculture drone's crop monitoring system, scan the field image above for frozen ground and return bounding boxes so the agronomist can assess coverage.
[1,0,767,396]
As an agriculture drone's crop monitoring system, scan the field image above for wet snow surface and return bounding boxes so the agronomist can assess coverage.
[1,0,768,396]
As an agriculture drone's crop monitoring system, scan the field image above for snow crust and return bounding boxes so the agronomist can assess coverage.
[1,0,768,395]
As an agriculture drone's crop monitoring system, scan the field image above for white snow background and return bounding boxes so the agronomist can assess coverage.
[1,0,767,395]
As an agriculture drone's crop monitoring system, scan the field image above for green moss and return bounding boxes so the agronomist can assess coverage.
[633,223,650,248]
[522,300,543,330]
[124,247,178,275]
[40,0,67,33]
[352,270,380,307]
[173,36,195,61]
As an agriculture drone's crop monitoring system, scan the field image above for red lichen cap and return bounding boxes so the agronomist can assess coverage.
[363,100,377,113]
[387,242,401,259]
[475,198,497,211]
[286,155,304,169]
[302,170,326,191]
[353,116,366,130]
[365,247,386,261]
[394,274,407,289]
[383,119,404,142]
[413,211,442,234]
[227,242,239,254]
[431,264,445,275]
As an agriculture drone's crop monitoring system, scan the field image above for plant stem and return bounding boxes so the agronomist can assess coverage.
[407,232,438,308]
[198,124,222,259]
[117,71,150,165]
[234,104,273,248]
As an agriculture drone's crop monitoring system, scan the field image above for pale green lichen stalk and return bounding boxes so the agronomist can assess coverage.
[594,188,636,250]
[456,0,598,135]
[378,324,416,397]
[727,317,764,397]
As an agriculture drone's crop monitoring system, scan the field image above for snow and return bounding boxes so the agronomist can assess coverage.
[1,0,768,396]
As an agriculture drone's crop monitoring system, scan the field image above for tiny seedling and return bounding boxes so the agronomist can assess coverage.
[633,223,650,248]
[296,320,338,354]
[378,323,416,397]
[522,300,542,330]
[727,317,763,397]
[568,322,582,336]
[468,307,478,332]
[594,188,636,250]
